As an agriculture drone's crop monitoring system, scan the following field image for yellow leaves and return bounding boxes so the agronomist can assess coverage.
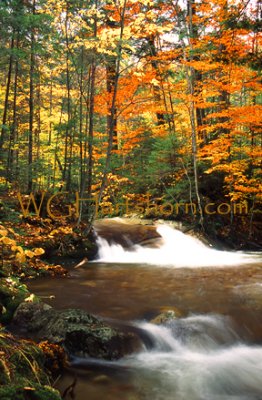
[24,250,35,259]
[15,247,45,263]
[15,252,26,263]
[151,78,160,87]
[0,223,45,265]
[0,229,8,237]
[49,227,72,237]
[151,123,169,138]
[33,248,45,256]
[0,237,16,246]
[11,245,23,254]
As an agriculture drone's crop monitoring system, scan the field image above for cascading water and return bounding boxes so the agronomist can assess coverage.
[95,224,260,267]
[117,315,262,400]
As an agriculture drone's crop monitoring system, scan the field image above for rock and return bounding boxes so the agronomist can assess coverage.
[0,277,30,323]
[94,218,161,248]
[13,301,52,331]
[13,303,141,360]
[150,309,182,325]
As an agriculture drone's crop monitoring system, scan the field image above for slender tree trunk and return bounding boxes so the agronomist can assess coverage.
[7,45,19,181]
[0,35,15,163]
[106,56,118,149]
[148,35,165,126]
[28,0,36,192]
[63,3,71,189]
[78,9,97,225]
[87,62,96,199]
[36,71,41,161]
[186,0,204,226]
[47,72,53,187]
[48,72,53,146]
[53,107,63,187]
[188,0,206,144]
[67,106,75,191]
[79,48,84,191]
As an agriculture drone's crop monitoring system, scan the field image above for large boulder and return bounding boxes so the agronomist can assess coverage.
[13,302,141,360]
[94,218,162,248]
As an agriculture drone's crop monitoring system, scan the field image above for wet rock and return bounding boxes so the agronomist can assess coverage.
[94,219,161,248]
[0,277,30,323]
[13,303,141,360]
[150,309,182,325]
[13,301,52,332]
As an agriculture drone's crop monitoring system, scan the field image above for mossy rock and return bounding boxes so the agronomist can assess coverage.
[13,303,141,360]
[0,277,30,323]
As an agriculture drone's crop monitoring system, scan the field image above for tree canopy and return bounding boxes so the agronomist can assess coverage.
[0,0,261,237]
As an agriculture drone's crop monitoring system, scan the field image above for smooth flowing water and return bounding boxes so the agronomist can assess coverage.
[28,224,262,400]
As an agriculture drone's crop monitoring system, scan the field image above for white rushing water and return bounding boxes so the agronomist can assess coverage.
[91,222,262,399]
[95,224,261,267]
[119,315,262,400]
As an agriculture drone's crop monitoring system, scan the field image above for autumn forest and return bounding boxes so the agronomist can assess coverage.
[0,1,262,399]
[0,0,261,240]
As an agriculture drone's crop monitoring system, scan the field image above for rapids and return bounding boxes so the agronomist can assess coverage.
[96,224,260,267]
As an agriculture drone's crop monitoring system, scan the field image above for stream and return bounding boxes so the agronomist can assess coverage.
[28,223,262,400]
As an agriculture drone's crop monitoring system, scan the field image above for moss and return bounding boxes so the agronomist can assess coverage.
[0,384,61,400]
[10,344,47,384]
[0,358,11,384]
[13,304,141,360]
[0,327,62,400]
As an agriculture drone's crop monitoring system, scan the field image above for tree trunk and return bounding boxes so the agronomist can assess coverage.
[106,56,118,149]
[63,2,71,190]
[79,48,84,192]
[87,62,96,200]
[186,0,204,226]
[28,0,36,193]
[148,35,165,126]
[7,38,19,181]
[77,7,97,225]
[0,35,15,164]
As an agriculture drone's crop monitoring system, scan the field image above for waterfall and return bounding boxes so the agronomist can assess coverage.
[95,223,260,267]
